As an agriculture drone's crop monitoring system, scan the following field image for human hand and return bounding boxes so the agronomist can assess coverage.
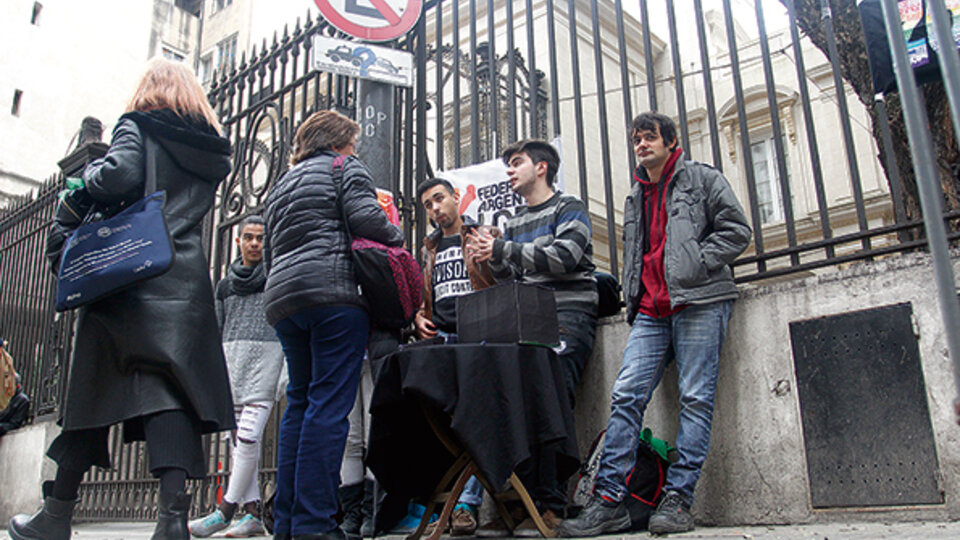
[466,229,495,264]
[415,310,438,339]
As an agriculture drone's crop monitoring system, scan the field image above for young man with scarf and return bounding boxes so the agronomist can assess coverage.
[190,215,285,538]
[559,112,751,536]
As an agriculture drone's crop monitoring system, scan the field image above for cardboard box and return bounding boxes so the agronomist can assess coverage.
[456,282,559,347]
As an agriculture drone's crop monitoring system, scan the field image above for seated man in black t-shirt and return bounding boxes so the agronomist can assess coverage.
[414,177,497,534]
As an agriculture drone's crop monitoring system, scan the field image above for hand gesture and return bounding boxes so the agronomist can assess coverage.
[415,310,438,339]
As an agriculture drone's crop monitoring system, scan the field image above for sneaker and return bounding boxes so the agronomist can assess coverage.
[513,509,562,538]
[555,495,630,537]
[223,514,266,537]
[390,502,438,535]
[647,491,694,534]
[450,503,478,536]
[188,509,231,538]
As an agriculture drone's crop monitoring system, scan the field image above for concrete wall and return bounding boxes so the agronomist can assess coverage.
[2,251,957,527]
[575,250,960,526]
[0,422,61,525]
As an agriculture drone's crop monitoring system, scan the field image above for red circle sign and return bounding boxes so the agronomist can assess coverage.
[314,0,422,42]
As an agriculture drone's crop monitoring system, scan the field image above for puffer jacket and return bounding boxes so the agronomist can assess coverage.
[622,152,752,325]
[419,216,497,322]
[263,150,404,326]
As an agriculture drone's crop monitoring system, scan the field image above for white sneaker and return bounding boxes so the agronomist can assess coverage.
[223,514,266,538]
[188,509,230,537]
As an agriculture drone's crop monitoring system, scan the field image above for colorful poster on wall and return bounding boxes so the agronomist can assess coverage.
[900,0,960,68]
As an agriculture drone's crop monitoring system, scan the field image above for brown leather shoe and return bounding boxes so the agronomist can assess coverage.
[513,510,561,538]
[450,506,479,536]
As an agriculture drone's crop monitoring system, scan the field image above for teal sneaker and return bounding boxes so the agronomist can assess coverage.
[188,509,230,537]
[390,502,438,534]
[223,513,266,537]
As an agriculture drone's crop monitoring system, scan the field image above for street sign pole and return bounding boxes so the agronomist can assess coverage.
[312,0,421,198]
[356,80,395,193]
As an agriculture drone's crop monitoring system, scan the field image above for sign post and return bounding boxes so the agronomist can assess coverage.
[356,80,396,192]
[313,0,421,194]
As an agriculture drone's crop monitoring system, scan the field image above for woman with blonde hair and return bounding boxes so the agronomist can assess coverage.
[263,109,403,539]
[10,57,235,540]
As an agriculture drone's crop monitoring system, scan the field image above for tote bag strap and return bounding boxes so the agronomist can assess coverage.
[143,135,159,195]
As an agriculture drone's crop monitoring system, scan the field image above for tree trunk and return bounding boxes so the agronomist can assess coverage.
[783,0,960,228]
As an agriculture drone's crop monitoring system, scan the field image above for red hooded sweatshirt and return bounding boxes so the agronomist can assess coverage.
[634,148,686,318]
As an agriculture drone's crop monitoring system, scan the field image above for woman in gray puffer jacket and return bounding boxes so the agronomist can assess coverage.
[263,109,403,539]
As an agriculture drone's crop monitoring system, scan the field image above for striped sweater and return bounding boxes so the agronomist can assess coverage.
[490,191,598,315]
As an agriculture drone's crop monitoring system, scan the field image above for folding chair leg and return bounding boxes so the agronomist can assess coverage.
[508,473,557,538]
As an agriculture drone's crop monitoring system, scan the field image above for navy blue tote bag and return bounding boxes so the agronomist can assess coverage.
[54,137,174,312]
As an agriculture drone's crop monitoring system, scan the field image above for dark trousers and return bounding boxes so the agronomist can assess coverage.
[46,409,204,477]
[517,309,597,514]
[272,306,369,536]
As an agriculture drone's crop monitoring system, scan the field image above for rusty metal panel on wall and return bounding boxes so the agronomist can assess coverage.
[790,302,942,508]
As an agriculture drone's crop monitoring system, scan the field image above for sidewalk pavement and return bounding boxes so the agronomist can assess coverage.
[4,519,959,539]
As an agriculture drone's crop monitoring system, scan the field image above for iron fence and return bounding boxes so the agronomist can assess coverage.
[2,0,959,521]
[0,174,73,421]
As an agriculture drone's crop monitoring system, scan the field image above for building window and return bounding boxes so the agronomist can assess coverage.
[750,135,789,225]
[216,34,238,76]
[212,0,233,14]
[162,45,186,62]
[12,90,23,116]
[199,53,214,83]
[31,2,42,25]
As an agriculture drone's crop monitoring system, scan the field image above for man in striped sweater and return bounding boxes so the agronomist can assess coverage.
[470,139,598,535]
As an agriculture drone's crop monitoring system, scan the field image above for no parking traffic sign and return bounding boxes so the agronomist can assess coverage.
[314,0,422,42]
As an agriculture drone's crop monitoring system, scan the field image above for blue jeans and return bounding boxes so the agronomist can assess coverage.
[593,301,733,506]
[272,306,369,536]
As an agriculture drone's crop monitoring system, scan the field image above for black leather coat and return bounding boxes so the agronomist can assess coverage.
[263,151,404,326]
[47,110,235,437]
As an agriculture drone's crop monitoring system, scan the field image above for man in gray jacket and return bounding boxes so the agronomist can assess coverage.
[559,112,751,537]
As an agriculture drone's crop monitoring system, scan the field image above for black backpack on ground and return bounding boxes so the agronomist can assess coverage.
[571,429,676,530]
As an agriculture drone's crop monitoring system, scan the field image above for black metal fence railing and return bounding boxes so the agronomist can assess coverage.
[2,0,958,521]
[0,174,73,421]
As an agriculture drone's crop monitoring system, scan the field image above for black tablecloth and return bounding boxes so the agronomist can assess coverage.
[367,343,580,500]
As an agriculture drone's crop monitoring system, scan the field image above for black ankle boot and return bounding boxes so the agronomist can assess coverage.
[8,496,78,540]
[359,479,375,537]
[151,490,191,540]
[338,482,364,537]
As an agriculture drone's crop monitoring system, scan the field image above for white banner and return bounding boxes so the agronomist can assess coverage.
[435,137,564,230]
